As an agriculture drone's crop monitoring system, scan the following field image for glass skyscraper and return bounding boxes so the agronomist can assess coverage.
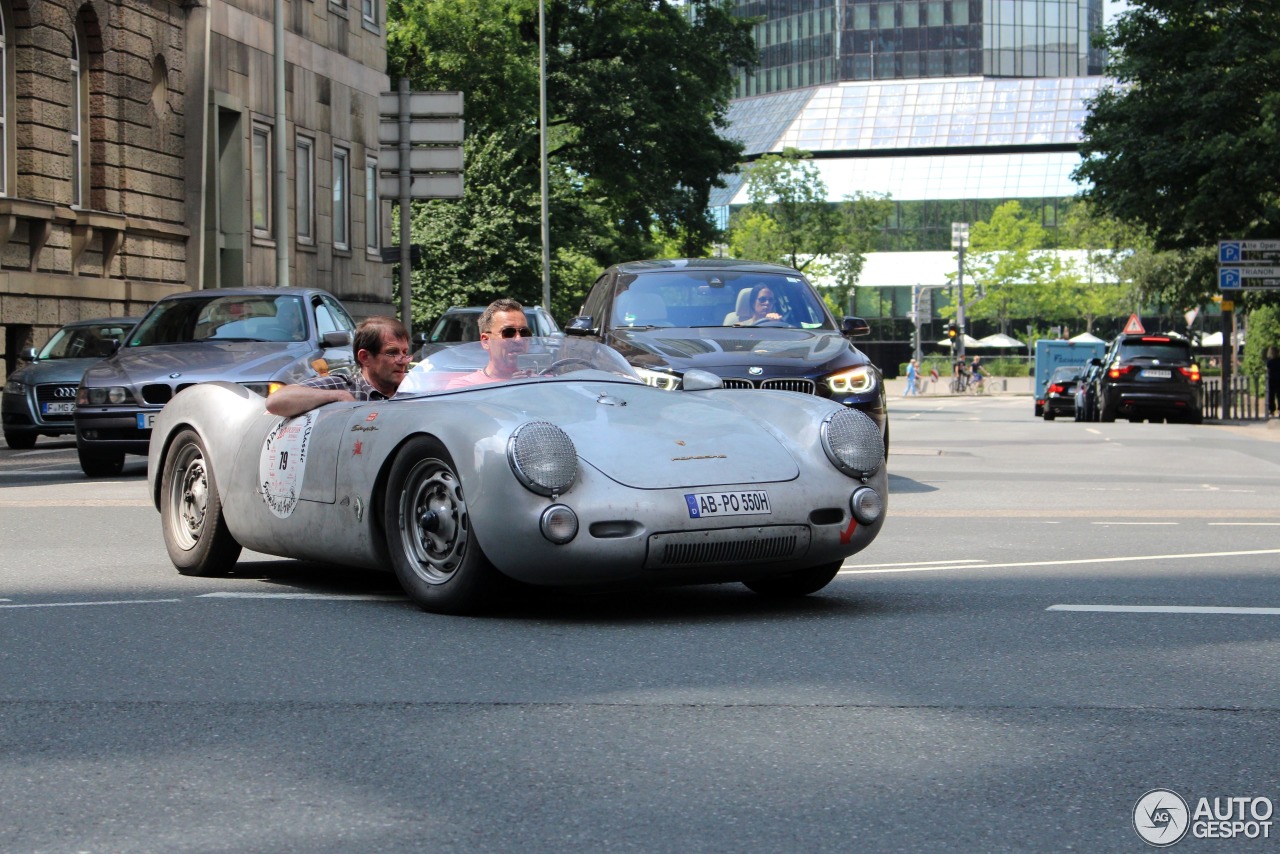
[734,0,1105,97]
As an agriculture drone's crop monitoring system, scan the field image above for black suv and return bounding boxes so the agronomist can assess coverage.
[1091,333,1202,424]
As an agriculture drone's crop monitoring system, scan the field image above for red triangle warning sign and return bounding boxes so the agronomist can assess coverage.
[1123,314,1146,335]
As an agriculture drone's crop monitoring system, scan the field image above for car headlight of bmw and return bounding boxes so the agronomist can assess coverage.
[507,421,578,497]
[820,408,884,479]
[635,367,680,391]
[77,386,131,405]
[826,366,876,395]
[241,381,287,398]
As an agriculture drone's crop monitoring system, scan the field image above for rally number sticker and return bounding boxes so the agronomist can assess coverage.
[260,412,315,518]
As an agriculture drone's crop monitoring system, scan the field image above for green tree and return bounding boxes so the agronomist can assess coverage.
[1074,0,1280,251]
[952,202,1053,334]
[728,148,891,309]
[387,0,756,324]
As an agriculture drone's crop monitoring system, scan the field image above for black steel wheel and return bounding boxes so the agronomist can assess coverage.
[161,429,242,575]
[384,436,499,615]
[743,561,842,598]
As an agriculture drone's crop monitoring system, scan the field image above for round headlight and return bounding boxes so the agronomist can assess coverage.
[850,486,883,525]
[821,408,884,478]
[540,504,579,544]
[107,387,129,404]
[507,421,577,496]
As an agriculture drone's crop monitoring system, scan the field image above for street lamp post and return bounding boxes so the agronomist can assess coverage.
[952,222,969,361]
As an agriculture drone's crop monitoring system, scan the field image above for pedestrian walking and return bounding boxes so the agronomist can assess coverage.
[904,359,919,396]
[1266,346,1280,418]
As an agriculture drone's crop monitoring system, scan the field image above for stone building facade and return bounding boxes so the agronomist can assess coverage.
[0,0,391,382]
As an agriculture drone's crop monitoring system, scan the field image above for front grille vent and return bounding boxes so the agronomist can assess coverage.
[645,525,810,570]
[717,378,817,395]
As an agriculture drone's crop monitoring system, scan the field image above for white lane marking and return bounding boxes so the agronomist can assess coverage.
[198,592,403,601]
[1210,522,1280,526]
[1049,604,1280,616]
[839,547,1280,575]
[848,559,986,569]
[0,598,181,609]
[1091,521,1178,526]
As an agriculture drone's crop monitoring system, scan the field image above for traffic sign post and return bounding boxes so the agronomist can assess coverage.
[380,79,465,338]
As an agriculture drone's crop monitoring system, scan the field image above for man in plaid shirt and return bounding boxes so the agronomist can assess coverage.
[266,316,410,417]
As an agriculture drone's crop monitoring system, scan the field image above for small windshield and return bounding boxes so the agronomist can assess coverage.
[129,295,308,346]
[1049,366,1081,382]
[399,337,641,395]
[611,271,835,331]
[39,321,135,359]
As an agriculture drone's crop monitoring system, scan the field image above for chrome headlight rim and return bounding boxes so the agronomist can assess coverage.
[506,420,578,497]
[820,408,885,479]
[850,486,883,525]
[540,504,579,544]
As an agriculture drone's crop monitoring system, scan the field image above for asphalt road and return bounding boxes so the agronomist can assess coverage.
[2,400,1280,853]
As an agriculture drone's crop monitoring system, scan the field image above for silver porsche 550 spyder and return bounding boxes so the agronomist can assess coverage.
[146,338,887,614]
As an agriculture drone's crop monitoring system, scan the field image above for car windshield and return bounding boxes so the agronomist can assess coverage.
[128,295,308,346]
[1118,342,1191,361]
[611,271,835,331]
[1050,366,1081,382]
[426,309,549,344]
[38,322,134,359]
[398,337,642,396]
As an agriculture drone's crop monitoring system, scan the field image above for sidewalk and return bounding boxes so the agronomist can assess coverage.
[887,375,1034,397]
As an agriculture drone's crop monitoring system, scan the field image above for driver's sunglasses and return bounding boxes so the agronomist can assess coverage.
[756,296,775,304]
[495,326,533,339]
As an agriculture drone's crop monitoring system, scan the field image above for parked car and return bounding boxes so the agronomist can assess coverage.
[75,288,356,477]
[1073,360,1104,422]
[414,305,560,360]
[565,259,887,448]
[1041,365,1083,420]
[2,317,138,449]
[147,337,888,615]
[1093,333,1203,424]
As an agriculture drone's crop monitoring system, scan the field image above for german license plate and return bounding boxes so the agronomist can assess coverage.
[1141,369,1171,379]
[42,401,75,415]
[136,412,157,429]
[684,490,771,518]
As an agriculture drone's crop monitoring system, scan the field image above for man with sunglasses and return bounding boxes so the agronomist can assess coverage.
[266,316,411,416]
[445,298,534,388]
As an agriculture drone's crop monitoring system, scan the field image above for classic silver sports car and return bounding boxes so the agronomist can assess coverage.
[147,338,887,614]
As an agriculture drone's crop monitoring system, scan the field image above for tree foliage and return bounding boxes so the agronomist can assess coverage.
[1074,0,1280,252]
[386,0,756,325]
[727,148,891,309]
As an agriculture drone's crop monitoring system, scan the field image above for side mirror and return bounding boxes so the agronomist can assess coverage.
[565,316,595,337]
[105,338,122,356]
[321,330,353,348]
[19,346,38,362]
[681,369,723,391]
[841,316,871,337]
[412,332,429,347]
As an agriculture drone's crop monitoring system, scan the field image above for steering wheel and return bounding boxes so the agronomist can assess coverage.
[541,357,597,376]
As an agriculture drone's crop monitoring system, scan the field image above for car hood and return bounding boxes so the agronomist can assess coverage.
[8,357,106,386]
[83,342,314,386]
[451,380,801,489]
[609,327,865,375]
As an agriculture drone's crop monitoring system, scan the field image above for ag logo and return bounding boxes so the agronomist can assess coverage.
[1134,789,1189,847]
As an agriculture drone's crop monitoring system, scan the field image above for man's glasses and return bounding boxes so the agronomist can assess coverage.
[494,326,533,339]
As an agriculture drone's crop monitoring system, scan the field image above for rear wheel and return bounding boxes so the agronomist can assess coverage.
[3,430,36,450]
[161,429,242,575]
[78,446,125,477]
[1043,409,1055,421]
[384,436,499,615]
[743,561,842,598]
[1099,395,1117,422]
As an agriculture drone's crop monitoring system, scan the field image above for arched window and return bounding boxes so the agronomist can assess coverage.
[70,30,83,207]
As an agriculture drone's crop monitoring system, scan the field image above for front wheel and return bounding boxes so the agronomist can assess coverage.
[4,430,36,450]
[743,561,842,598]
[384,436,499,615]
[161,429,242,575]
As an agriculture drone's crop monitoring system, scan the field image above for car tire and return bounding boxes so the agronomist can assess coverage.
[1043,409,1055,421]
[78,446,125,477]
[1099,396,1117,422]
[161,429,242,576]
[1188,409,1203,425]
[384,435,500,615]
[1034,402,1043,417]
[4,430,36,450]
[743,560,842,598]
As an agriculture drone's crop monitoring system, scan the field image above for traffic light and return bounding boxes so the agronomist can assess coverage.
[947,324,958,340]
